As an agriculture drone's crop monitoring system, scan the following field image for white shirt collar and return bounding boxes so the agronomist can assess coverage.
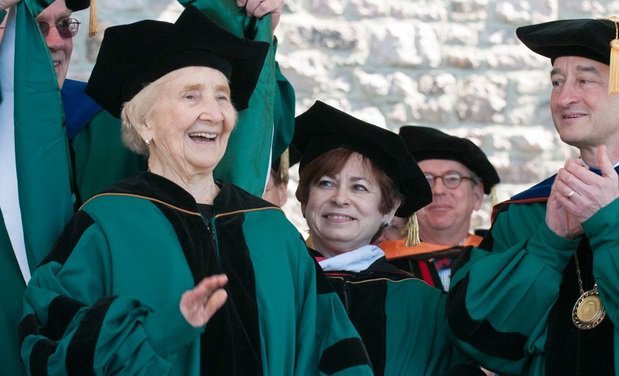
[319,244,384,273]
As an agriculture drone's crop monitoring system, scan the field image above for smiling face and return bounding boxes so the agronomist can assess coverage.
[137,66,237,183]
[36,0,73,88]
[416,159,483,245]
[550,55,619,164]
[302,153,395,257]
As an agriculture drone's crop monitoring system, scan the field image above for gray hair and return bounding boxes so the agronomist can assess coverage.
[119,68,238,156]
[119,73,173,156]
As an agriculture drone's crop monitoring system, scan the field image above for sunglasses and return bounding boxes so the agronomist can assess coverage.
[37,18,81,39]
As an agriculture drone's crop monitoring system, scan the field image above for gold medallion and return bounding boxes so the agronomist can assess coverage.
[572,289,605,330]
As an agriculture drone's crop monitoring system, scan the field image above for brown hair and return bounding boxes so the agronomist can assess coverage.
[296,148,403,214]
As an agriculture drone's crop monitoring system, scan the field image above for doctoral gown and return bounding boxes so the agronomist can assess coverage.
[380,234,482,291]
[19,172,372,375]
[446,168,619,375]
[63,79,146,203]
[312,248,481,376]
[0,80,143,376]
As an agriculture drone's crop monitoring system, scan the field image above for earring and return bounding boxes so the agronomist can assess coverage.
[145,138,150,146]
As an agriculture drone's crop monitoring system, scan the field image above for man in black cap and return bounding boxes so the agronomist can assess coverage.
[446,18,619,375]
[378,126,500,292]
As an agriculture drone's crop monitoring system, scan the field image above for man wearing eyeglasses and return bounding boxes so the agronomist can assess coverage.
[378,126,500,291]
[35,0,80,87]
[0,2,112,374]
[1,0,83,84]
[34,2,142,207]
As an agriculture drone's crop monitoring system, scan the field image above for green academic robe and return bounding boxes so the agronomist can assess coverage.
[447,178,619,375]
[313,251,480,376]
[0,214,28,375]
[69,108,145,202]
[20,172,372,375]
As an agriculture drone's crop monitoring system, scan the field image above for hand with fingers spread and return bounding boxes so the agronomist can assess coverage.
[236,0,284,31]
[180,274,229,328]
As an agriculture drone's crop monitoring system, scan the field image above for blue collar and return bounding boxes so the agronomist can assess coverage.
[511,166,619,200]
[61,79,102,138]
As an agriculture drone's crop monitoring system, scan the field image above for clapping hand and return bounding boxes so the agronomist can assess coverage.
[547,145,618,239]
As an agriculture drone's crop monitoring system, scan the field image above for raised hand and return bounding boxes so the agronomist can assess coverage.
[555,146,618,222]
[180,274,228,328]
[237,0,284,31]
[547,145,619,239]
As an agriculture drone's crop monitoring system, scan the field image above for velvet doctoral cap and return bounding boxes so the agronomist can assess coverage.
[516,18,616,65]
[85,5,269,117]
[399,126,500,194]
[66,0,90,11]
[293,101,432,216]
[31,0,89,14]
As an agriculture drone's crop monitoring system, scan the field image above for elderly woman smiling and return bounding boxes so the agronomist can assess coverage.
[293,101,485,376]
[18,7,372,375]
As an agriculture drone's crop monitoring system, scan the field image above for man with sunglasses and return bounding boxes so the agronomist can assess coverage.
[0,0,104,375]
[1,0,85,86]
[34,0,80,87]
[378,126,500,292]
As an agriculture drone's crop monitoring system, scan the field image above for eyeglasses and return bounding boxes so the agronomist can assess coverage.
[423,171,476,189]
[37,18,81,39]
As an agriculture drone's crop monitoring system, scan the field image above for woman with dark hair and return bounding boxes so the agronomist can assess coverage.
[293,101,484,376]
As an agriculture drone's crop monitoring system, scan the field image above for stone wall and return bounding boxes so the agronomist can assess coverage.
[68,0,619,233]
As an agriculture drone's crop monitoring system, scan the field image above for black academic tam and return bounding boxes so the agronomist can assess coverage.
[293,101,432,216]
[86,6,269,117]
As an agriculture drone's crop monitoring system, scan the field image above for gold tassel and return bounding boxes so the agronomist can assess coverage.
[609,16,619,95]
[88,0,98,37]
[277,148,290,184]
[404,213,420,247]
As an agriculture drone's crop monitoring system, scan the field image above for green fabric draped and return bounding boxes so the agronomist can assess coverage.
[178,0,295,196]
[14,1,74,269]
